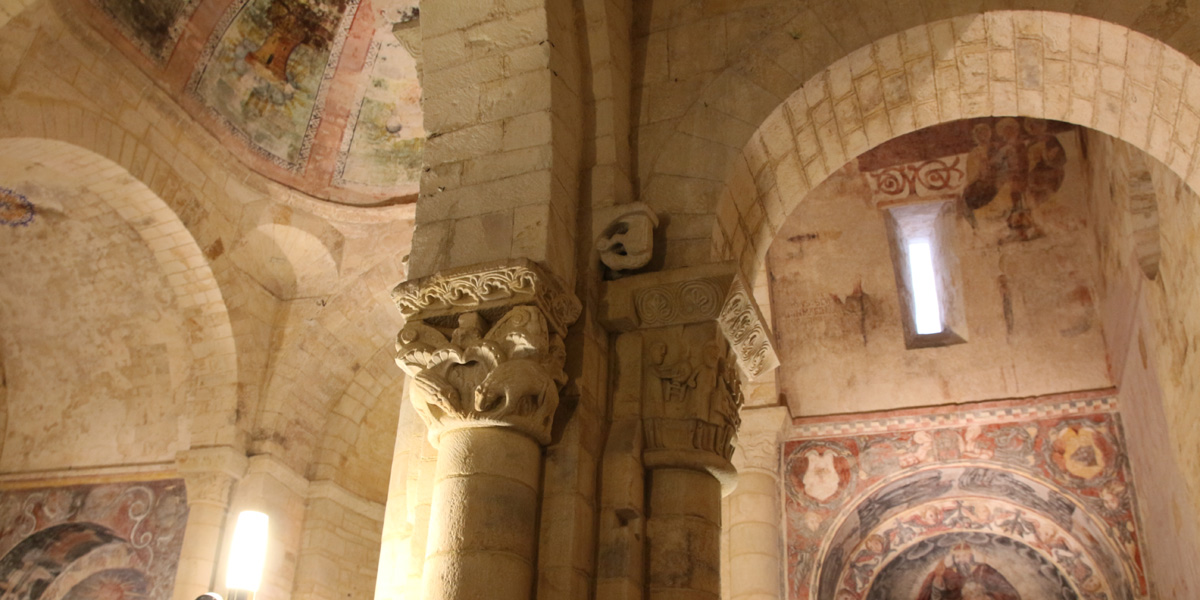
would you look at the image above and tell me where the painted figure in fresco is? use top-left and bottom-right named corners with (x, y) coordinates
top-left (916, 543), bottom-right (1021, 600)
top-left (960, 117), bottom-right (1068, 242)
top-left (962, 122), bottom-right (998, 222)
top-left (1025, 118), bottom-right (1068, 203)
top-left (1049, 425), bottom-right (1110, 482)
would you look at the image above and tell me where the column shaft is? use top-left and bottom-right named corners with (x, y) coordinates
top-left (646, 468), bottom-right (722, 600)
top-left (423, 427), bottom-right (543, 600)
top-left (727, 471), bottom-right (783, 600)
top-left (172, 498), bottom-right (231, 600)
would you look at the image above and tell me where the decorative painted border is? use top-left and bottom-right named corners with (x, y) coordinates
top-left (331, 39), bottom-right (381, 188)
top-left (791, 394), bottom-right (1116, 439)
top-left (185, 0), bottom-right (361, 172)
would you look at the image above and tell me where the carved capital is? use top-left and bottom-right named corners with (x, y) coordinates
top-left (640, 324), bottom-right (743, 488)
top-left (175, 446), bottom-right (247, 508)
top-left (718, 277), bottom-right (780, 380)
top-left (730, 406), bottom-right (790, 473)
top-left (392, 259), bottom-right (581, 336)
top-left (396, 305), bottom-right (569, 445)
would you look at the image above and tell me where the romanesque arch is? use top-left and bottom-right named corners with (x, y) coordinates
top-left (0, 138), bottom-right (239, 454)
top-left (715, 12), bottom-right (1200, 280)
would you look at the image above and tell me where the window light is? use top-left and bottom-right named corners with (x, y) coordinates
top-left (907, 239), bottom-right (943, 335)
top-left (227, 510), bottom-right (269, 595)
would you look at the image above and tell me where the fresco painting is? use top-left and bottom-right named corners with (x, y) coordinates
top-left (868, 532), bottom-right (1078, 600)
top-left (336, 6), bottom-right (424, 190)
top-left (0, 478), bottom-right (188, 600)
top-left (192, 0), bottom-right (358, 168)
top-left (783, 396), bottom-right (1147, 600)
top-left (862, 117), bottom-right (1077, 246)
top-left (90, 0), bottom-right (199, 61)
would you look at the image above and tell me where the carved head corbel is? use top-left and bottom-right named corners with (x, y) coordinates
top-left (595, 203), bottom-right (659, 273)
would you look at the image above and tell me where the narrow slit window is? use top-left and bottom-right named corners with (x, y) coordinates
top-left (907, 239), bottom-right (943, 334)
top-left (884, 201), bottom-right (967, 349)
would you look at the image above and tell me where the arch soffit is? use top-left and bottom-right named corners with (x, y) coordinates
top-left (0, 138), bottom-right (240, 448)
top-left (681, 10), bottom-right (1200, 282)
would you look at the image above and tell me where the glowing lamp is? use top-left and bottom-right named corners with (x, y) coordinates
top-left (226, 510), bottom-right (269, 597)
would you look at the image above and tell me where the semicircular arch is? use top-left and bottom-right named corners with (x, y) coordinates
top-left (710, 11), bottom-right (1200, 284)
top-left (0, 138), bottom-right (239, 452)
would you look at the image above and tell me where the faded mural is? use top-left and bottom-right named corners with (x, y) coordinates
top-left (768, 117), bottom-right (1108, 417)
top-left (0, 478), bottom-right (189, 599)
top-left (191, 0), bottom-right (359, 168)
top-left (90, 0), bottom-right (200, 61)
top-left (784, 395), bottom-right (1147, 600)
top-left (335, 5), bottom-right (424, 190)
top-left (862, 117), bottom-right (1074, 245)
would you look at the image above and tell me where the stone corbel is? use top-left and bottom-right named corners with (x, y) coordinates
top-left (594, 202), bottom-right (659, 273)
top-left (392, 260), bottom-right (581, 445)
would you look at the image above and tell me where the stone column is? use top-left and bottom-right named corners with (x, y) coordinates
top-left (726, 406), bottom-right (789, 600)
top-left (596, 264), bottom-right (780, 600)
top-left (392, 259), bottom-right (581, 600)
top-left (173, 447), bottom-right (247, 600)
top-left (641, 322), bottom-right (742, 600)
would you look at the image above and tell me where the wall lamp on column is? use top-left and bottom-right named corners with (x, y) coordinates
top-left (226, 510), bottom-right (269, 600)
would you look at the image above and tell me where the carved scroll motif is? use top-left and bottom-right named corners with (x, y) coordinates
top-left (395, 306), bottom-right (569, 445)
top-left (717, 279), bottom-right (779, 379)
top-left (392, 259), bottom-right (581, 335)
top-left (633, 278), bottom-right (724, 327)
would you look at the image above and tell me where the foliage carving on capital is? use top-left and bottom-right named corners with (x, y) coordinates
top-left (718, 278), bottom-right (779, 379)
top-left (642, 331), bottom-right (743, 463)
top-left (392, 259), bottom-right (581, 336)
top-left (395, 306), bottom-right (568, 445)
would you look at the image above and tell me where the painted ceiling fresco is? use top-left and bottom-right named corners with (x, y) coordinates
top-left (89, 0), bottom-right (199, 61)
top-left (79, 0), bottom-right (424, 203)
top-left (190, 0), bottom-right (358, 169)
top-left (0, 478), bottom-right (189, 600)
top-left (783, 393), bottom-right (1147, 600)
top-left (334, 7), bottom-right (424, 189)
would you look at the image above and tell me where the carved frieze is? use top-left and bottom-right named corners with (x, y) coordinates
top-left (392, 259), bottom-right (581, 335)
top-left (718, 278), bottom-right (780, 379)
top-left (634, 278), bottom-right (724, 327)
top-left (395, 306), bottom-right (569, 445)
